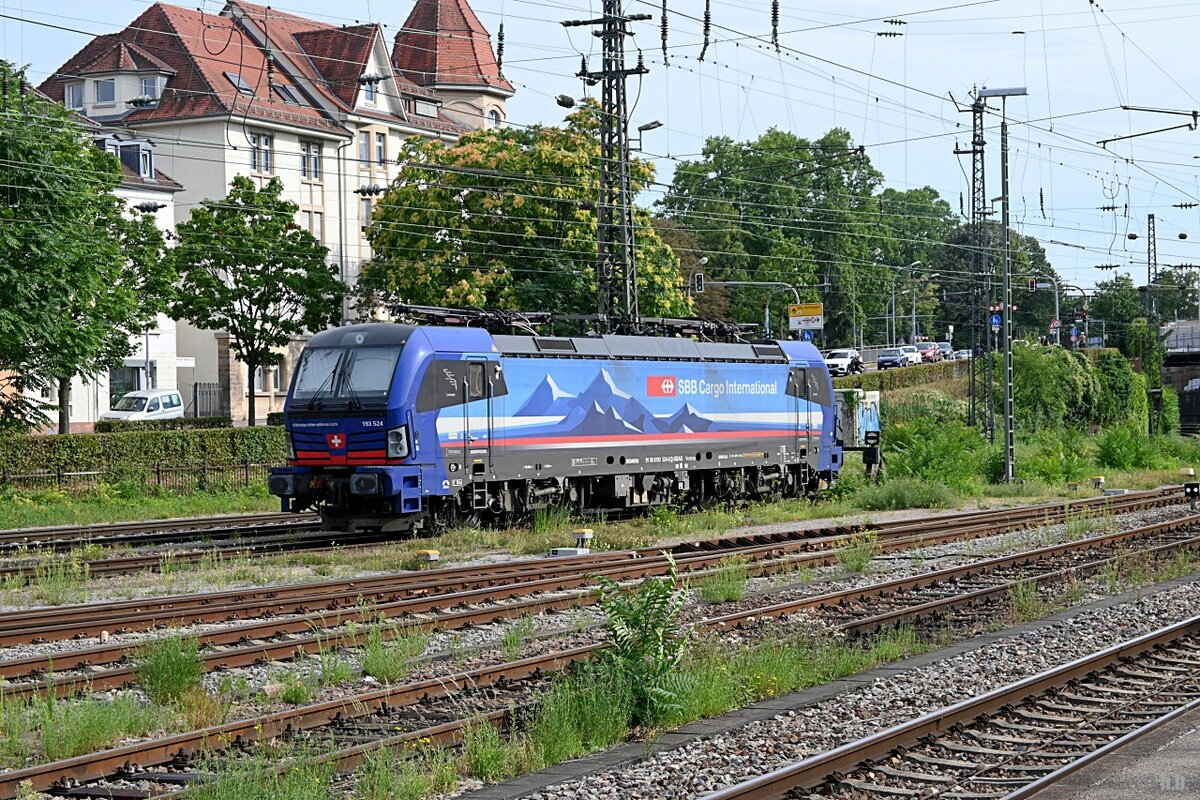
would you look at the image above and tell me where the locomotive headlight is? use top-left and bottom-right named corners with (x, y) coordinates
top-left (387, 425), bottom-right (410, 459)
top-left (286, 435), bottom-right (296, 461)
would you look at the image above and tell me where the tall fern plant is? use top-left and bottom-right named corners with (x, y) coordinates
top-left (593, 554), bottom-right (691, 726)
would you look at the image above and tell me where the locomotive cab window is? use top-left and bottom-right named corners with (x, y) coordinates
top-left (467, 363), bottom-right (485, 400)
top-left (290, 345), bottom-right (401, 411)
top-left (786, 367), bottom-right (832, 406)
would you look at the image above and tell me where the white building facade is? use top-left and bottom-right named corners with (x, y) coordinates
top-left (41, 0), bottom-right (512, 423)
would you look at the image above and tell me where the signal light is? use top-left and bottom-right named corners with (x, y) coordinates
top-left (693, 272), bottom-right (705, 294)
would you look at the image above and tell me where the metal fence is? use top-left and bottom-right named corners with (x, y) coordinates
top-left (1, 462), bottom-right (280, 494)
top-left (184, 382), bottom-right (229, 418)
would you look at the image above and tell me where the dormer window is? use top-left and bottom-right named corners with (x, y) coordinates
top-left (273, 84), bottom-right (300, 105)
top-left (224, 71), bottom-right (254, 97)
top-left (140, 149), bottom-right (153, 178)
top-left (95, 79), bottom-right (115, 104)
top-left (141, 77), bottom-right (159, 100)
top-left (414, 100), bottom-right (437, 117)
top-left (65, 84), bottom-right (84, 110)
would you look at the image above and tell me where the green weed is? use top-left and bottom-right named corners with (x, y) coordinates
top-left (354, 745), bottom-right (457, 800)
top-left (359, 626), bottom-right (429, 684)
top-left (836, 531), bottom-right (878, 574)
top-left (459, 720), bottom-right (512, 781)
top-left (500, 615), bottom-right (536, 662)
top-left (31, 554), bottom-right (90, 605)
top-left (531, 505), bottom-right (573, 535)
top-left (854, 479), bottom-right (959, 511)
top-left (697, 555), bottom-right (750, 604)
top-left (134, 635), bottom-right (205, 704)
top-left (1008, 579), bottom-right (1047, 623)
top-left (39, 695), bottom-right (168, 761)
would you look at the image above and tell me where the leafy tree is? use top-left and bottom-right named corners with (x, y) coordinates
top-left (358, 102), bottom-right (689, 318)
top-left (660, 128), bottom-right (886, 340)
top-left (1088, 273), bottom-right (1142, 353)
top-left (870, 187), bottom-right (956, 344)
top-left (929, 222), bottom-right (1061, 346)
top-left (0, 60), bottom-right (170, 432)
top-left (170, 176), bottom-right (344, 425)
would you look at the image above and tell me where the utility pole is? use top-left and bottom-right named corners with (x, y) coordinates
top-left (955, 94), bottom-right (987, 432)
top-left (979, 86), bottom-right (1027, 484)
top-left (564, 4), bottom-right (650, 333)
top-left (1147, 213), bottom-right (1158, 318)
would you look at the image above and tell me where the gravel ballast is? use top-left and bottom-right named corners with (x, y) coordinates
top-left (486, 574), bottom-right (1200, 800)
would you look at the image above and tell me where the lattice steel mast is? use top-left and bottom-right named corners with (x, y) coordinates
top-left (564, 2), bottom-right (650, 332)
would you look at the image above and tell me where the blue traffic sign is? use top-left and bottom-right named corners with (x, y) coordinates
top-left (800, 329), bottom-right (814, 342)
top-left (1071, 326), bottom-right (1079, 336)
top-left (989, 313), bottom-right (1002, 327)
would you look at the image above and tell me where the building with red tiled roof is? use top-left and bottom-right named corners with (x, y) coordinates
top-left (393, 0), bottom-right (514, 130)
top-left (39, 0), bottom-right (512, 423)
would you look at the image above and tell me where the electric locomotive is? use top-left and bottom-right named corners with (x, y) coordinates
top-left (268, 323), bottom-right (842, 532)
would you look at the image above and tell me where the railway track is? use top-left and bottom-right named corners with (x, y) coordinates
top-left (4, 486), bottom-right (1180, 645)
top-left (703, 615), bottom-right (1200, 800)
top-left (7, 502), bottom-right (1200, 797)
top-left (1, 493), bottom-right (1191, 701)
top-left (0, 512), bottom-right (320, 552)
top-left (0, 487), bottom-right (1182, 583)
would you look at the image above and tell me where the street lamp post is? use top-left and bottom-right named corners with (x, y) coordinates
top-left (890, 261), bottom-right (920, 345)
top-left (978, 85), bottom-right (1028, 484)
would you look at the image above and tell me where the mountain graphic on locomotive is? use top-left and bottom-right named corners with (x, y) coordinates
top-left (268, 323), bottom-right (842, 532)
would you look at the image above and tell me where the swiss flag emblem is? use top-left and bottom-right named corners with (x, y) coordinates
top-left (647, 376), bottom-right (676, 397)
top-left (326, 433), bottom-right (346, 450)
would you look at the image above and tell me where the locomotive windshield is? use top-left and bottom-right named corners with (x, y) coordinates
top-left (290, 345), bottom-right (401, 411)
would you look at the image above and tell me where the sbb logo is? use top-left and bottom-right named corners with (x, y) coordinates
top-left (647, 376), bottom-right (676, 397)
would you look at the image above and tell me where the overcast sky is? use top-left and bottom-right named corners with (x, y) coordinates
top-left (6, 0), bottom-right (1200, 292)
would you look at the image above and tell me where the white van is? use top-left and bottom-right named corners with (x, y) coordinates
top-left (99, 390), bottom-right (185, 421)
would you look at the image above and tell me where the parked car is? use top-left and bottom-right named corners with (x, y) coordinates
top-left (824, 349), bottom-right (863, 377)
top-left (899, 345), bottom-right (922, 366)
top-left (936, 342), bottom-right (954, 358)
top-left (918, 342), bottom-right (942, 362)
top-left (99, 389), bottom-right (185, 421)
top-left (952, 349), bottom-right (972, 361)
top-left (877, 348), bottom-right (908, 370)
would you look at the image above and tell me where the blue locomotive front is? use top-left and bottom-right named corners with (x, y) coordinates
top-left (269, 323), bottom-right (842, 532)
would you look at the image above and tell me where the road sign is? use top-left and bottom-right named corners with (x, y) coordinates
top-left (799, 329), bottom-right (814, 342)
top-left (1049, 318), bottom-right (1060, 330)
top-left (1071, 326), bottom-right (1079, 337)
top-left (989, 313), bottom-right (1002, 327)
top-left (788, 302), bottom-right (824, 331)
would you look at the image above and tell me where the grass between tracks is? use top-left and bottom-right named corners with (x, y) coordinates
top-left (0, 484), bottom-right (278, 531)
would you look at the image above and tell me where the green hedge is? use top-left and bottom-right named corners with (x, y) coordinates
top-left (0, 427), bottom-right (287, 479)
top-left (833, 360), bottom-right (966, 392)
top-left (94, 416), bottom-right (232, 433)
top-left (266, 412), bottom-right (286, 427)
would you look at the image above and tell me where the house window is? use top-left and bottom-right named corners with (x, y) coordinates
top-left (273, 84), bottom-right (299, 104)
top-left (224, 71), bottom-right (254, 96)
top-left (95, 79), bottom-right (115, 104)
top-left (488, 109), bottom-right (501, 128)
top-left (360, 198), bottom-right (373, 230)
top-left (301, 210), bottom-right (324, 243)
top-left (363, 80), bottom-right (376, 103)
top-left (65, 84), bottom-right (84, 110)
top-left (254, 366), bottom-right (280, 393)
top-left (414, 100), bottom-right (437, 117)
top-left (140, 77), bottom-right (159, 100)
top-left (375, 132), bottom-right (386, 165)
top-left (139, 149), bottom-right (153, 178)
top-left (300, 141), bottom-right (322, 180)
top-left (358, 131), bottom-right (369, 165)
top-left (250, 132), bottom-right (273, 174)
